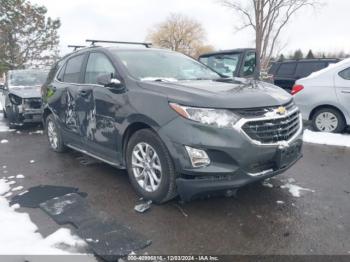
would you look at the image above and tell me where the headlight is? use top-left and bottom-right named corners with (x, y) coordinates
top-left (8, 94), bottom-right (22, 105)
top-left (169, 103), bottom-right (240, 128)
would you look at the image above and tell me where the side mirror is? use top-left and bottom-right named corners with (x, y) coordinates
top-left (97, 74), bottom-right (123, 89)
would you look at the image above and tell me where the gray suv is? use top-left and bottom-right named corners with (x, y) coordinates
top-left (42, 40), bottom-right (303, 202)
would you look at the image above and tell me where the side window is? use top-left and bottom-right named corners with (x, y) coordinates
top-left (84, 53), bottom-right (116, 85)
top-left (268, 63), bottom-right (279, 75)
top-left (339, 68), bottom-right (350, 80)
top-left (277, 63), bottom-right (297, 76)
top-left (56, 63), bottom-right (66, 81)
top-left (295, 62), bottom-right (326, 78)
top-left (242, 52), bottom-right (256, 77)
top-left (63, 55), bottom-right (84, 83)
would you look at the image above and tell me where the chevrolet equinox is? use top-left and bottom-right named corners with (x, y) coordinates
top-left (42, 41), bottom-right (303, 203)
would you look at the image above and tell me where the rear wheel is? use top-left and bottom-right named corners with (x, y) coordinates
top-left (46, 114), bottom-right (67, 152)
top-left (312, 107), bottom-right (345, 133)
top-left (126, 129), bottom-right (178, 203)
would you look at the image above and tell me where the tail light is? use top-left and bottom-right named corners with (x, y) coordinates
top-left (291, 84), bottom-right (304, 95)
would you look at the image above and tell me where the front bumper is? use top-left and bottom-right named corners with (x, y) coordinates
top-left (176, 151), bottom-right (302, 201)
top-left (9, 108), bottom-right (42, 126)
top-left (158, 112), bottom-right (303, 201)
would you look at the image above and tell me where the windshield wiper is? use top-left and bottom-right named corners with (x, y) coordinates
top-left (140, 77), bottom-right (178, 82)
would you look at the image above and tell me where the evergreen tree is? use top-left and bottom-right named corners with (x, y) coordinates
top-left (306, 49), bottom-right (315, 59)
top-left (278, 54), bottom-right (285, 62)
top-left (293, 49), bottom-right (304, 60)
top-left (0, 0), bottom-right (60, 72)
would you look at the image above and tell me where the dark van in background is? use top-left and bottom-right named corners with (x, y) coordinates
top-left (268, 59), bottom-right (340, 92)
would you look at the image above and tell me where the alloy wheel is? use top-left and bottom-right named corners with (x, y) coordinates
top-left (47, 120), bottom-right (59, 149)
top-left (131, 142), bottom-right (162, 192)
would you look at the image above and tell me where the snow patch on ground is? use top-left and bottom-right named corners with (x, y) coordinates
top-left (1, 139), bottom-right (8, 144)
top-left (0, 179), bottom-right (92, 256)
top-left (30, 160), bottom-right (36, 164)
top-left (16, 174), bottom-right (25, 178)
top-left (11, 186), bottom-right (23, 191)
top-left (0, 179), bottom-right (11, 195)
top-left (281, 183), bottom-right (315, 197)
top-left (303, 129), bottom-right (350, 147)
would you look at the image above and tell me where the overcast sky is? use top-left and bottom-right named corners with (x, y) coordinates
top-left (32, 0), bottom-right (350, 56)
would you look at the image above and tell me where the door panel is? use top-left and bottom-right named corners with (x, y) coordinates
top-left (54, 53), bottom-right (87, 146)
top-left (82, 52), bottom-right (125, 161)
top-left (335, 67), bottom-right (350, 118)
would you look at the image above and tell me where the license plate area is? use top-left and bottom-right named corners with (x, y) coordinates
top-left (276, 142), bottom-right (302, 169)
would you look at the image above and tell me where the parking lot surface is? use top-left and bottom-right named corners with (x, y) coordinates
top-left (0, 119), bottom-right (349, 256)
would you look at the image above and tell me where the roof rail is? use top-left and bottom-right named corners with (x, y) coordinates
top-left (67, 45), bottom-right (86, 51)
top-left (86, 39), bottom-right (152, 48)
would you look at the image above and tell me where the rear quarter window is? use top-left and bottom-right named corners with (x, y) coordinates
top-left (276, 63), bottom-right (297, 76)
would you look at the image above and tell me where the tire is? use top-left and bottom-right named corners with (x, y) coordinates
top-left (126, 129), bottom-right (178, 203)
top-left (45, 114), bottom-right (67, 152)
top-left (311, 107), bottom-right (345, 133)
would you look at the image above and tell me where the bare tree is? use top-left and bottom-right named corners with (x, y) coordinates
top-left (146, 13), bottom-right (214, 58)
top-left (220, 0), bottom-right (321, 73)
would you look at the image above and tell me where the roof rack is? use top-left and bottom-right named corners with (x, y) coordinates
top-left (86, 39), bottom-right (152, 48)
top-left (68, 45), bottom-right (86, 51)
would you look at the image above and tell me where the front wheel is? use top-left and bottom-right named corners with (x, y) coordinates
top-left (126, 129), bottom-right (178, 203)
top-left (46, 114), bottom-right (67, 152)
top-left (312, 108), bottom-right (345, 133)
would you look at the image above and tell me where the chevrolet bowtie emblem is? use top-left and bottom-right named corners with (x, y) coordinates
top-left (276, 106), bottom-right (287, 115)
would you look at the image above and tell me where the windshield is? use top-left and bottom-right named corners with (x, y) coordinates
top-left (111, 50), bottom-right (220, 81)
top-left (199, 53), bottom-right (241, 77)
top-left (8, 70), bottom-right (48, 88)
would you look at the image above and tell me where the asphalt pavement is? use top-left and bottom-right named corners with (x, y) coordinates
top-left (0, 118), bottom-right (349, 256)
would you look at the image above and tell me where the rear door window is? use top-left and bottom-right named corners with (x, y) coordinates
top-left (295, 62), bottom-right (326, 78)
top-left (62, 54), bottom-right (85, 83)
top-left (276, 63), bottom-right (297, 76)
top-left (339, 68), bottom-right (350, 80)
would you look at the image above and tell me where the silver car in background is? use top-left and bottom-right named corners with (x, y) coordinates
top-left (292, 58), bottom-right (350, 133)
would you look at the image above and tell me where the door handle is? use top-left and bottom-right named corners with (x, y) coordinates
top-left (341, 90), bottom-right (350, 94)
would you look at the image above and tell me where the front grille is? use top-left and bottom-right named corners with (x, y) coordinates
top-left (26, 98), bottom-right (42, 109)
top-left (235, 100), bottom-right (296, 118)
top-left (242, 111), bottom-right (300, 144)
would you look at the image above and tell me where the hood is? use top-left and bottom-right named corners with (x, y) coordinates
top-left (140, 78), bottom-right (291, 109)
top-left (9, 86), bottom-right (41, 99)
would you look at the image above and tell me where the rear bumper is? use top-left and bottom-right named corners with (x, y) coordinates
top-left (176, 153), bottom-right (302, 201)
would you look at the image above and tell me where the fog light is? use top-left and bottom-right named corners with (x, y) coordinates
top-left (185, 146), bottom-right (210, 168)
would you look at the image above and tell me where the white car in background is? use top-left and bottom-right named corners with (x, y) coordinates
top-left (293, 58), bottom-right (350, 133)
